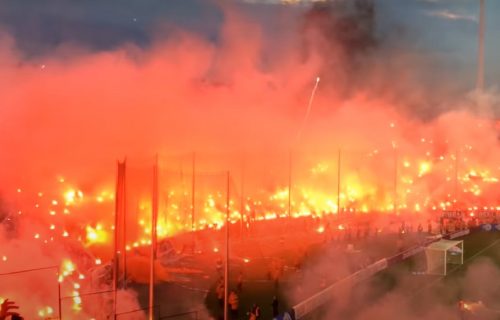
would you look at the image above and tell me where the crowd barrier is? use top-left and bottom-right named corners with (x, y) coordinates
top-left (290, 228), bottom-right (472, 319)
top-left (292, 258), bottom-right (388, 319)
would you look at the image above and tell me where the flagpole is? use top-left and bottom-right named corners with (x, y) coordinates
top-left (149, 155), bottom-right (159, 320)
top-left (224, 171), bottom-right (230, 320)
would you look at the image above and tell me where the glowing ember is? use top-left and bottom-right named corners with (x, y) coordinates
top-left (61, 259), bottom-right (76, 277)
top-left (38, 306), bottom-right (54, 318)
top-left (85, 225), bottom-right (108, 245)
top-left (418, 162), bottom-right (431, 177)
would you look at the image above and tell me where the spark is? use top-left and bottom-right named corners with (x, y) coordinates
top-left (86, 225), bottom-right (108, 244)
top-left (296, 76), bottom-right (320, 142)
top-left (38, 306), bottom-right (54, 318)
top-left (418, 162), bottom-right (431, 177)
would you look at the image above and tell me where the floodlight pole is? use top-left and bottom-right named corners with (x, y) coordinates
top-left (476, 0), bottom-right (485, 92)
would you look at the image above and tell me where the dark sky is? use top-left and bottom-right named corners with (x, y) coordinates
top-left (0, 0), bottom-right (497, 85)
top-left (0, 0), bottom-right (223, 55)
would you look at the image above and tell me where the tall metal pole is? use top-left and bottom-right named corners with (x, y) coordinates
top-left (149, 156), bottom-right (159, 320)
top-left (477, 0), bottom-right (485, 92)
top-left (58, 274), bottom-right (62, 320)
top-left (113, 163), bottom-right (119, 319)
top-left (393, 148), bottom-right (398, 215)
top-left (337, 149), bottom-right (341, 216)
top-left (191, 152), bottom-right (196, 232)
top-left (113, 161), bottom-right (125, 319)
top-left (122, 160), bottom-right (127, 289)
top-left (224, 171), bottom-right (230, 320)
top-left (240, 157), bottom-right (245, 237)
top-left (454, 150), bottom-right (459, 209)
top-left (288, 150), bottom-right (292, 218)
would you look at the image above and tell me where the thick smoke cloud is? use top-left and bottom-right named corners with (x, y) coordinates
top-left (287, 238), bottom-right (500, 320)
top-left (0, 1), bottom-right (498, 318)
top-left (344, 257), bottom-right (500, 320)
top-left (0, 1), bottom-right (496, 193)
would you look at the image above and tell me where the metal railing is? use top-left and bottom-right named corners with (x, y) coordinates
top-left (159, 310), bottom-right (200, 320)
top-left (115, 305), bottom-right (159, 319)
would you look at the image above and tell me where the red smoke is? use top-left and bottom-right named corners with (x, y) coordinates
top-left (0, 3), bottom-right (498, 318)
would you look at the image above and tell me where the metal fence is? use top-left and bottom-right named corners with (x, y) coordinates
top-left (159, 310), bottom-right (200, 320)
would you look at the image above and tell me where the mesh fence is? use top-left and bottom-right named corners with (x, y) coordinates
top-left (114, 148), bottom-right (499, 252)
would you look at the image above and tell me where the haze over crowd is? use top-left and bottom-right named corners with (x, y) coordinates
top-left (0, 1), bottom-right (499, 318)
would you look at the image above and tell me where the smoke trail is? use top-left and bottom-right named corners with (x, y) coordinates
top-left (296, 76), bottom-right (320, 144)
